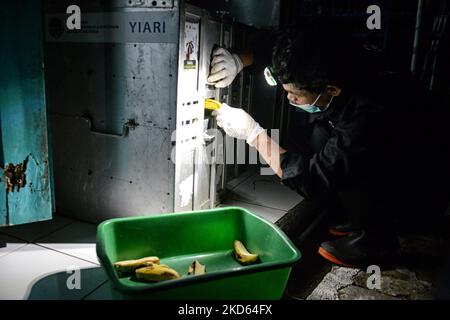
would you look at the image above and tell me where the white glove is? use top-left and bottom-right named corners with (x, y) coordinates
top-left (212, 103), bottom-right (265, 146)
top-left (207, 48), bottom-right (243, 88)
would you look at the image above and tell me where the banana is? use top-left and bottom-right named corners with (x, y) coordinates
top-left (135, 264), bottom-right (180, 282)
top-left (188, 260), bottom-right (206, 276)
top-left (204, 98), bottom-right (222, 111)
top-left (114, 256), bottom-right (160, 274)
top-left (234, 240), bottom-right (259, 265)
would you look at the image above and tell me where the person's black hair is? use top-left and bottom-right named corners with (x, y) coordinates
top-left (271, 19), bottom-right (379, 93)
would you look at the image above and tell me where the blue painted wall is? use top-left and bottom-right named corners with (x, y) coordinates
top-left (0, 0), bottom-right (53, 226)
top-left (0, 112), bottom-right (5, 224)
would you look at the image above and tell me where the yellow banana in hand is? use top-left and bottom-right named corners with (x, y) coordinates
top-left (135, 263), bottom-right (180, 282)
top-left (114, 256), bottom-right (160, 274)
top-left (204, 98), bottom-right (222, 111)
top-left (234, 240), bottom-right (259, 265)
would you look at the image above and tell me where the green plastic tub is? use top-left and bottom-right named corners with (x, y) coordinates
top-left (96, 206), bottom-right (301, 299)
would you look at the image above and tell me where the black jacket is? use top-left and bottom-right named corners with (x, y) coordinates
top-left (280, 73), bottom-right (450, 220)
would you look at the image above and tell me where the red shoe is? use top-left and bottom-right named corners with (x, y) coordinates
top-left (318, 231), bottom-right (399, 268)
top-left (329, 221), bottom-right (355, 237)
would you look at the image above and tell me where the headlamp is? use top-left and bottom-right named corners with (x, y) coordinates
top-left (264, 66), bottom-right (277, 87)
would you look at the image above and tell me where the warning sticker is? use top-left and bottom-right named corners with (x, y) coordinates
top-left (183, 21), bottom-right (199, 70)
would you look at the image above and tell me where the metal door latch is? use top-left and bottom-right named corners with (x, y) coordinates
top-left (81, 114), bottom-right (139, 138)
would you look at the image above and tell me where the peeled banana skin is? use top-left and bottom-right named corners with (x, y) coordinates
top-left (135, 263), bottom-right (180, 282)
top-left (188, 260), bottom-right (206, 275)
top-left (234, 240), bottom-right (259, 265)
top-left (114, 256), bottom-right (160, 274)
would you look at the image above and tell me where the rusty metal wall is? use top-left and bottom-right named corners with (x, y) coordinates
top-left (44, 0), bottom-right (180, 222)
top-left (44, 0), bottom-right (255, 221)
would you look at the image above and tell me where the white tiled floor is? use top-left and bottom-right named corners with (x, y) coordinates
top-left (219, 200), bottom-right (287, 223)
top-left (0, 215), bottom-right (74, 242)
top-left (0, 244), bottom-right (104, 300)
top-left (0, 233), bottom-right (26, 259)
top-left (227, 173), bottom-right (304, 212)
top-left (0, 216), bottom-right (105, 300)
top-left (36, 221), bottom-right (99, 264)
top-left (27, 266), bottom-right (107, 300)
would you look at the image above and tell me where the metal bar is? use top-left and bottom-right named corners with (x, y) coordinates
top-left (430, 15), bottom-right (448, 90)
top-left (383, 0), bottom-right (392, 50)
top-left (411, 0), bottom-right (424, 74)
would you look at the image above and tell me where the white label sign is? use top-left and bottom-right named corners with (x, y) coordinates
top-left (45, 11), bottom-right (178, 43)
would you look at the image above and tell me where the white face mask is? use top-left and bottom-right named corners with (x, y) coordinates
top-left (289, 92), bottom-right (334, 113)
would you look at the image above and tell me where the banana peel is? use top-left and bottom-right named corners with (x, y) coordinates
top-left (234, 240), bottom-right (259, 265)
top-left (135, 263), bottom-right (180, 282)
top-left (114, 256), bottom-right (160, 274)
top-left (188, 260), bottom-right (206, 276)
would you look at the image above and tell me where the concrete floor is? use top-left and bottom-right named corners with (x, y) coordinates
top-left (285, 218), bottom-right (450, 300)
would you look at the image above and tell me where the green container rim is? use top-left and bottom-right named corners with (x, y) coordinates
top-left (96, 206), bottom-right (301, 294)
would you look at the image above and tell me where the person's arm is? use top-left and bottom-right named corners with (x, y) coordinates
top-left (212, 104), bottom-right (286, 177)
top-left (278, 113), bottom-right (378, 199)
top-left (237, 47), bottom-right (254, 68)
top-left (251, 131), bottom-right (286, 178)
top-left (213, 103), bottom-right (380, 199)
